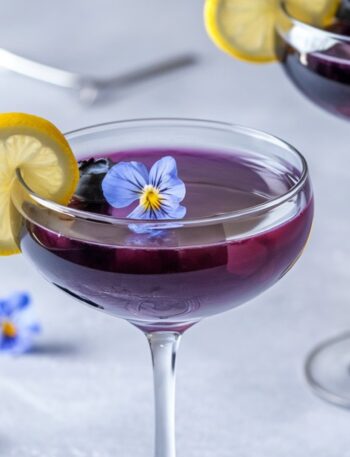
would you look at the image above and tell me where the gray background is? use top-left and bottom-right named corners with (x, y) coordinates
top-left (0, 1), bottom-right (349, 456)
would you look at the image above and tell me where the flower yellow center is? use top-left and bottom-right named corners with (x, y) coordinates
top-left (140, 185), bottom-right (162, 211)
top-left (1, 320), bottom-right (17, 338)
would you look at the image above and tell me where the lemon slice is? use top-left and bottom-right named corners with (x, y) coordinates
top-left (204, 0), bottom-right (340, 63)
top-left (0, 113), bottom-right (79, 256)
top-left (287, 0), bottom-right (340, 27)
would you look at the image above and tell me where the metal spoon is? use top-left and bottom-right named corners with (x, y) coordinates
top-left (0, 48), bottom-right (198, 104)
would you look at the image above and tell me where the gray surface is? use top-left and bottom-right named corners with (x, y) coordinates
top-left (0, 1), bottom-right (350, 456)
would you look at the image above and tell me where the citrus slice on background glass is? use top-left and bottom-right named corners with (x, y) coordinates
top-left (0, 113), bottom-right (79, 256)
top-left (204, 0), bottom-right (341, 63)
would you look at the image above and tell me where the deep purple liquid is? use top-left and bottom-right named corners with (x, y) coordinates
top-left (21, 149), bottom-right (313, 331)
top-left (276, 21), bottom-right (350, 118)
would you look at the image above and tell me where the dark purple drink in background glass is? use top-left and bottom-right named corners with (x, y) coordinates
top-left (21, 148), bottom-right (313, 331)
top-left (276, 18), bottom-right (350, 119)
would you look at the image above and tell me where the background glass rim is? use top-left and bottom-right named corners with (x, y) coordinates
top-left (16, 117), bottom-right (310, 228)
top-left (278, 0), bottom-right (350, 43)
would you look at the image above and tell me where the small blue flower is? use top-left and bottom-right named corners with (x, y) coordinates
top-left (102, 156), bottom-right (186, 220)
top-left (0, 292), bottom-right (41, 355)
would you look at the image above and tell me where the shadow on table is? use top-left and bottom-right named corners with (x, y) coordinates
top-left (29, 341), bottom-right (83, 357)
top-left (0, 435), bottom-right (11, 454)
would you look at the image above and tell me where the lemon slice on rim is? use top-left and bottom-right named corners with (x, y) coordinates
top-left (204, 0), bottom-right (341, 63)
top-left (0, 113), bottom-right (79, 256)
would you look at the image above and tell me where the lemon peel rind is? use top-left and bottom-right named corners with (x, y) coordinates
top-left (0, 113), bottom-right (79, 205)
top-left (0, 245), bottom-right (21, 256)
top-left (0, 113), bottom-right (80, 256)
top-left (287, 0), bottom-right (341, 28)
top-left (204, 0), bottom-right (277, 64)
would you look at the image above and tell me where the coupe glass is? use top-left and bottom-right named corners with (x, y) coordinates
top-left (276, 3), bottom-right (350, 407)
top-left (12, 119), bottom-right (313, 455)
top-left (276, 1), bottom-right (350, 119)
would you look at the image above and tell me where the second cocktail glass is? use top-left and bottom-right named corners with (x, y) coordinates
top-left (276, 3), bottom-right (350, 407)
top-left (276, 1), bottom-right (350, 119)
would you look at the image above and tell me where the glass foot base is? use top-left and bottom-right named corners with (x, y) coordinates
top-left (305, 332), bottom-right (350, 408)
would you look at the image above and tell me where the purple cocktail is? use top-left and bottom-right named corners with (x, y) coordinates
top-left (13, 119), bottom-right (313, 456)
top-left (21, 148), bottom-right (313, 331)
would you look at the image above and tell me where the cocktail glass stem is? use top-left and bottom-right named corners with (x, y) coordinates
top-left (305, 332), bottom-right (350, 408)
top-left (147, 331), bottom-right (181, 457)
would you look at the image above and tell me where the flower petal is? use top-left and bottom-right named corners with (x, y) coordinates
top-left (149, 156), bottom-right (175, 185)
top-left (0, 291), bottom-right (40, 356)
top-left (127, 224), bottom-right (166, 236)
top-left (0, 318), bottom-right (41, 355)
top-left (161, 177), bottom-right (186, 202)
top-left (27, 323), bottom-right (41, 333)
top-left (149, 156), bottom-right (186, 203)
top-left (0, 292), bottom-right (30, 316)
top-left (149, 156), bottom-right (181, 189)
top-left (102, 161), bottom-right (149, 208)
top-left (128, 202), bottom-right (186, 221)
top-left (153, 202), bottom-right (186, 219)
top-left (163, 204), bottom-right (187, 219)
top-left (0, 334), bottom-right (32, 354)
top-left (128, 204), bottom-right (157, 220)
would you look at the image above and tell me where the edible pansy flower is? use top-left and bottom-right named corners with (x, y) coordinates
top-left (0, 292), bottom-right (41, 355)
top-left (102, 156), bottom-right (186, 220)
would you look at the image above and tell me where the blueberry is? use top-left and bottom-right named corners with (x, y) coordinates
top-left (75, 158), bottom-right (114, 203)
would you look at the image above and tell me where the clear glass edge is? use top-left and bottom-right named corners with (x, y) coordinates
top-left (278, 0), bottom-right (350, 43)
top-left (15, 117), bottom-right (310, 229)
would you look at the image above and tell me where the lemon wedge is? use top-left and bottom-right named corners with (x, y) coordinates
top-left (204, 0), bottom-right (340, 63)
top-left (0, 113), bottom-right (79, 256)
